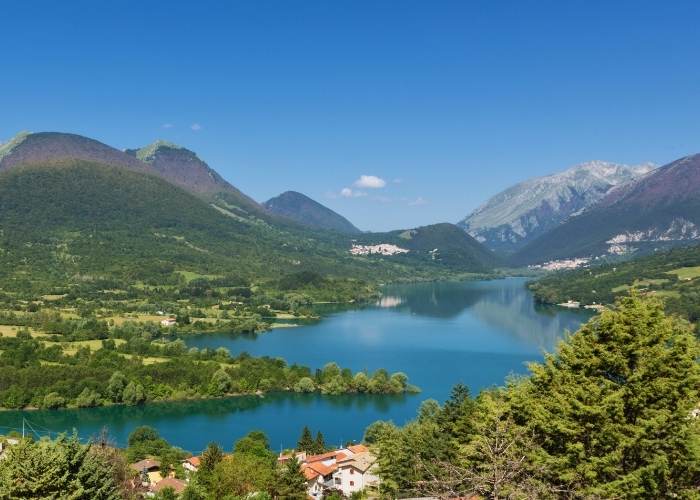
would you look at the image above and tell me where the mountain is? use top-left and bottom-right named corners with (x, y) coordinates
top-left (459, 161), bottom-right (654, 254)
top-left (0, 131), bottom-right (150, 174)
top-left (352, 223), bottom-right (499, 272)
top-left (263, 191), bottom-right (361, 234)
top-left (511, 153), bottom-right (700, 266)
top-left (0, 132), bottom-right (266, 220)
top-left (125, 140), bottom-right (264, 216)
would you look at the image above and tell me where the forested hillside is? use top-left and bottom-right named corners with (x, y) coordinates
top-left (529, 244), bottom-right (700, 323)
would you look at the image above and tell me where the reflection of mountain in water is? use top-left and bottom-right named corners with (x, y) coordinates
top-left (380, 278), bottom-right (592, 351)
top-left (380, 280), bottom-right (501, 318)
top-left (467, 284), bottom-right (591, 352)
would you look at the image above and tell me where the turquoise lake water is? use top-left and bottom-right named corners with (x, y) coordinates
top-left (0, 278), bottom-right (591, 453)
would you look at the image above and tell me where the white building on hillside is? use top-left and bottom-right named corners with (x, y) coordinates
top-left (332, 449), bottom-right (379, 495)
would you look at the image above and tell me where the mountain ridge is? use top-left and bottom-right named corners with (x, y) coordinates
top-left (459, 160), bottom-right (654, 253)
top-left (511, 153), bottom-right (700, 266)
top-left (263, 191), bottom-right (361, 234)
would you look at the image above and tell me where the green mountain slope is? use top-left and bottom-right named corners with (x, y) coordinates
top-left (0, 161), bottom-right (495, 296)
top-left (353, 223), bottom-right (499, 272)
top-left (126, 140), bottom-right (266, 218)
top-left (529, 244), bottom-right (700, 324)
top-left (263, 191), bottom-right (361, 234)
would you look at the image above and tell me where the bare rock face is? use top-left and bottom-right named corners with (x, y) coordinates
top-left (459, 160), bottom-right (654, 253)
top-left (511, 153), bottom-right (700, 266)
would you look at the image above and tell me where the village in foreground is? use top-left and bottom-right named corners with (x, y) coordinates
top-left (0, 430), bottom-right (381, 499)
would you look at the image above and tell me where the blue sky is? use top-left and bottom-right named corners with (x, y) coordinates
top-left (1, 1), bottom-right (699, 231)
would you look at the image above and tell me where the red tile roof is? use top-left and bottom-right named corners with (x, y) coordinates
top-left (186, 456), bottom-right (201, 467)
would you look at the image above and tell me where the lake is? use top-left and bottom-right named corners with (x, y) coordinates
top-left (0, 278), bottom-right (591, 454)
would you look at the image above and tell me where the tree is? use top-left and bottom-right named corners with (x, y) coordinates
top-left (127, 426), bottom-right (170, 462)
top-left (0, 434), bottom-right (120, 499)
top-left (210, 453), bottom-right (275, 498)
top-left (297, 425), bottom-right (314, 453)
top-left (106, 371), bottom-right (127, 402)
top-left (200, 442), bottom-right (224, 475)
top-left (313, 431), bottom-right (326, 454)
top-left (510, 294), bottom-right (700, 497)
top-left (276, 457), bottom-right (308, 499)
top-left (122, 381), bottom-right (146, 406)
top-left (76, 387), bottom-right (101, 408)
top-left (438, 383), bottom-right (476, 440)
top-left (42, 391), bottom-right (66, 409)
top-left (293, 376), bottom-right (315, 393)
top-left (210, 368), bottom-right (233, 396)
top-left (234, 431), bottom-right (273, 460)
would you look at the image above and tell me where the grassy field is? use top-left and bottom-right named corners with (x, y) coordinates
top-left (41, 338), bottom-right (127, 355)
top-left (666, 266), bottom-right (700, 280)
top-left (119, 353), bottom-right (168, 365)
top-left (0, 325), bottom-right (49, 337)
top-left (611, 278), bottom-right (671, 293)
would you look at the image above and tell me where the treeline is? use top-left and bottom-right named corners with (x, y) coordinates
top-left (529, 244), bottom-right (700, 324)
top-left (369, 295), bottom-right (700, 498)
top-left (0, 333), bottom-right (416, 409)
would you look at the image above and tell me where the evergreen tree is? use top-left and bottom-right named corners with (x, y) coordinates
top-left (0, 434), bottom-right (120, 499)
top-left (511, 294), bottom-right (700, 497)
top-left (276, 457), bottom-right (308, 499)
top-left (200, 442), bottom-right (224, 475)
top-left (297, 425), bottom-right (314, 453)
top-left (313, 431), bottom-right (326, 454)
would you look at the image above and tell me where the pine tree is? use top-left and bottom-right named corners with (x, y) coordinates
top-left (313, 431), bottom-right (326, 454)
top-left (297, 425), bottom-right (314, 453)
top-left (277, 457), bottom-right (308, 499)
top-left (511, 294), bottom-right (700, 497)
top-left (0, 433), bottom-right (120, 499)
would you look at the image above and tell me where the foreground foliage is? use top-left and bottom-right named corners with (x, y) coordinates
top-left (0, 433), bottom-right (122, 499)
top-left (371, 295), bottom-right (700, 498)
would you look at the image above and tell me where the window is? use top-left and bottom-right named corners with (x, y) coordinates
top-left (350, 481), bottom-right (354, 486)
top-left (350, 469), bottom-right (354, 475)
top-left (335, 478), bottom-right (341, 484)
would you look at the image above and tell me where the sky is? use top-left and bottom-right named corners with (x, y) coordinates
top-left (1, 1), bottom-right (699, 231)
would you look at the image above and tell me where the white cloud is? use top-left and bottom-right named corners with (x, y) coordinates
top-left (408, 196), bottom-right (428, 206)
top-left (354, 175), bottom-right (386, 189)
top-left (162, 123), bottom-right (174, 129)
top-left (190, 123), bottom-right (202, 131)
top-left (340, 187), bottom-right (367, 198)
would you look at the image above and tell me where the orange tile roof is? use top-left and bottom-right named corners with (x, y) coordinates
top-left (347, 444), bottom-right (369, 454)
top-left (186, 456), bottom-right (201, 466)
top-left (303, 467), bottom-right (320, 481)
top-left (306, 450), bottom-right (342, 463)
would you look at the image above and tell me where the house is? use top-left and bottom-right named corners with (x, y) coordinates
top-left (130, 459), bottom-right (162, 486)
top-left (332, 451), bottom-right (379, 495)
top-left (183, 455), bottom-right (201, 473)
top-left (160, 318), bottom-right (177, 327)
top-left (150, 477), bottom-right (187, 496)
top-left (303, 461), bottom-right (338, 499)
top-left (280, 444), bottom-right (379, 498)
